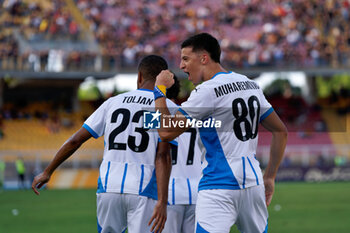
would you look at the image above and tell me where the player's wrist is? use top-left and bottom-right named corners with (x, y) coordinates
top-left (43, 167), bottom-right (54, 176)
top-left (154, 85), bottom-right (167, 100)
top-left (157, 199), bottom-right (168, 205)
top-left (263, 175), bottom-right (276, 181)
top-left (155, 79), bottom-right (167, 86)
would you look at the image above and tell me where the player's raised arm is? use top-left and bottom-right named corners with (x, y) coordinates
top-left (31, 127), bottom-right (92, 195)
top-left (260, 111), bottom-right (288, 206)
top-left (148, 141), bottom-right (172, 233)
top-left (154, 70), bottom-right (189, 141)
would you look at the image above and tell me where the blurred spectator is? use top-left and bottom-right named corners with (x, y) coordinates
top-left (0, 112), bottom-right (4, 139)
top-left (46, 113), bottom-right (61, 133)
top-left (316, 74), bottom-right (350, 115)
top-left (61, 117), bottom-right (74, 129)
top-left (334, 155), bottom-right (347, 167)
top-left (336, 88), bottom-right (350, 115)
top-left (15, 156), bottom-right (26, 189)
top-left (0, 158), bottom-right (5, 191)
top-left (280, 155), bottom-right (292, 168)
top-left (316, 154), bottom-right (327, 168)
top-left (264, 79), bottom-right (308, 124)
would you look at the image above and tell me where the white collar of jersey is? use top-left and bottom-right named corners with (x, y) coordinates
top-left (137, 88), bottom-right (153, 92)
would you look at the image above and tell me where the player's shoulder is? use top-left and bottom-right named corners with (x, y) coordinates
top-left (219, 71), bottom-right (261, 89)
top-left (213, 71), bottom-right (251, 82)
top-left (118, 89), bottom-right (142, 97)
top-left (196, 71), bottom-right (243, 92)
top-left (231, 71), bottom-right (259, 84)
top-left (235, 72), bottom-right (258, 85)
top-left (104, 92), bottom-right (124, 103)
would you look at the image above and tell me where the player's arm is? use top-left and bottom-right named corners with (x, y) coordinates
top-left (154, 70), bottom-right (189, 141)
top-left (260, 111), bottom-right (288, 206)
top-left (31, 127), bottom-right (92, 195)
top-left (149, 141), bottom-right (172, 233)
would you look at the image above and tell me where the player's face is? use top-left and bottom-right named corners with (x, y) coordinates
top-left (180, 47), bottom-right (203, 85)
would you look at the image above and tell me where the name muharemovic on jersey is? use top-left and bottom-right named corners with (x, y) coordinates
top-left (214, 80), bottom-right (259, 98)
top-left (143, 110), bottom-right (221, 129)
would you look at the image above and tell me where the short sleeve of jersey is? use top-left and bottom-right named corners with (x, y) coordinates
top-left (165, 98), bottom-right (180, 116)
top-left (83, 99), bottom-right (110, 138)
top-left (258, 88), bottom-right (273, 122)
top-left (180, 86), bottom-right (214, 120)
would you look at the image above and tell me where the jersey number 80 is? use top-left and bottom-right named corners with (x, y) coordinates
top-left (232, 95), bottom-right (260, 142)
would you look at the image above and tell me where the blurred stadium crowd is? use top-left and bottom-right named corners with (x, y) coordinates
top-left (1, 0), bottom-right (350, 71)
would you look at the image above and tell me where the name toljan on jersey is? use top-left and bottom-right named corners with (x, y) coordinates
top-left (122, 96), bottom-right (154, 105)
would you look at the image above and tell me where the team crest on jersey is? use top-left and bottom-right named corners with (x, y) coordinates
top-left (143, 110), bottom-right (161, 129)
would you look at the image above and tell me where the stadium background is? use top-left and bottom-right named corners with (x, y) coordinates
top-left (0, 0), bottom-right (349, 232)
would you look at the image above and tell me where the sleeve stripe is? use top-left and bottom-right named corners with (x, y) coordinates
top-left (169, 140), bottom-right (178, 146)
top-left (259, 107), bottom-right (274, 122)
top-left (83, 123), bottom-right (99, 138)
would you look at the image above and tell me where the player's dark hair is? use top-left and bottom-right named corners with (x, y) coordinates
top-left (181, 33), bottom-right (221, 63)
top-left (166, 73), bottom-right (180, 100)
top-left (138, 55), bottom-right (168, 80)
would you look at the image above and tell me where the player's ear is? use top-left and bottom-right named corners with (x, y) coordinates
top-left (137, 71), bottom-right (143, 88)
top-left (201, 54), bottom-right (208, 65)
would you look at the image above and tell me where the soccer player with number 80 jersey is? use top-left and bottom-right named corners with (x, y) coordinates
top-left (154, 33), bottom-right (288, 233)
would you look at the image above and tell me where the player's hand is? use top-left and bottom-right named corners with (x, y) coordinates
top-left (32, 172), bottom-right (50, 195)
top-left (263, 177), bottom-right (275, 207)
top-left (155, 70), bottom-right (174, 88)
top-left (148, 201), bottom-right (167, 233)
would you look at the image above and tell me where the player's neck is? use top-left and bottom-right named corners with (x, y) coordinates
top-left (204, 63), bottom-right (227, 81)
top-left (138, 80), bottom-right (155, 91)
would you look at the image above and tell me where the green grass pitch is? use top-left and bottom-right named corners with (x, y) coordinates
top-left (0, 182), bottom-right (349, 233)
